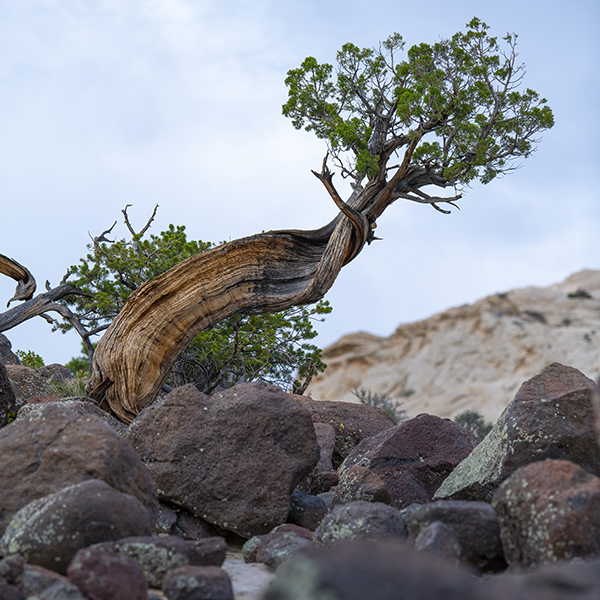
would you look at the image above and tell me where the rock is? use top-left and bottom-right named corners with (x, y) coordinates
top-left (31, 579), bottom-right (87, 600)
top-left (243, 525), bottom-right (313, 564)
top-left (156, 502), bottom-right (180, 535)
top-left (67, 546), bottom-right (148, 600)
top-left (161, 565), bottom-right (233, 600)
top-left (312, 501), bottom-right (406, 546)
top-left (287, 491), bottom-right (327, 531)
top-left (173, 511), bottom-right (220, 541)
top-left (0, 361), bottom-right (18, 428)
top-left (405, 500), bottom-right (505, 572)
top-left (257, 532), bottom-right (313, 570)
top-left (294, 422), bottom-right (339, 494)
top-left (0, 403), bottom-right (157, 535)
top-left (126, 382), bottom-right (320, 539)
top-left (307, 269), bottom-right (600, 423)
top-left (92, 535), bottom-right (227, 588)
top-left (435, 364), bottom-right (600, 502)
top-left (262, 539), bottom-right (493, 600)
top-left (332, 464), bottom-right (392, 506)
top-left (0, 479), bottom-right (153, 574)
top-left (492, 459), bottom-right (600, 568)
top-left (414, 521), bottom-right (462, 565)
top-left (5, 365), bottom-right (52, 400)
top-left (14, 563), bottom-right (71, 597)
top-left (17, 398), bottom-right (128, 435)
top-left (292, 397), bottom-right (397, 468)
top-left (0, 334), bottom-right (20, 365)
top-left (0, 583), bottom-right (23, 600)
top-left (221, 550), bottom-right (274, 599)
top-left (340, 413), bottom-right (477, 509)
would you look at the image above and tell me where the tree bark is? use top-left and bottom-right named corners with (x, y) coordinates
top-left (86, 171), bottom-right (392, 424)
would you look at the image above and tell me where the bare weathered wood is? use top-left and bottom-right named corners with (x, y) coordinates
top-left (0, 254), bottom-right (37, 306)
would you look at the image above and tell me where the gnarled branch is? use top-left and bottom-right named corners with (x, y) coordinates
top-left (0, 254), bottom-right (37, 306)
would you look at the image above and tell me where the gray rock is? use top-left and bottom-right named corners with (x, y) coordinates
top-left (405, 500), bottom-right (506, 572)
top-left (0, 362), bottom-right (18, 428)
top-left (312, 500), bottom-right (407, 546)
top-left (435, 363), bottom-right (600, 503)
top-left (161, 565), bottom-right (233, 600)
top-left (414, 521), bottom-right (462, 565)
top-left (287, 491), bottom-right (327, 531)
top-left (0, 334), bottom-right (20, 366)
top-left (0, 479), bottom-right (153, 574)
top-left (126, 382), bottom-right (320, 538)
top-left (258, 533), bottom-right (313, 571)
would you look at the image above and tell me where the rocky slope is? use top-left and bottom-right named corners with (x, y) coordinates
top-left (308, 269), bottom-right (600, 422)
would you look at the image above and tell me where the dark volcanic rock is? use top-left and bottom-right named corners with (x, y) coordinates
top-left (263, 539), bottom-right (494, 600)
top-left (292, 397), bottom-right (397, 468)
top-left (414, 521), bottom-right (462, 565)
top-left (340, 413), bottom-right (477, 509)
top-left (126, 382), bottom-right (320, 539)
top-left (0, 479), bottom-right (153, 574)
top-left (492, 459), bottom-right (600, 568)
top-left (0, 404), bottom-right (157, 535)
top-left (0, 334), bottom-right (20, 365)
top-left (406, 500), bottom-right (505, 572)
top-left (67, 546), bottom-right (148, 600)
top-left (313, 500), bottom-right (407, 546)
top-left (332, 464), bottom-right (393, 506)
top-left (91, 535), bottom-right (227, 588)
top-left (0, 361), bottom-right (18, 428)
top-left (161, 566), bottom-right (233, 600)
top-left (295, 422), bottom-right (339, 494)
top-left (435, 363), bottom-right (600, 502)
top-left (287, 491), bottom-right (327, 531)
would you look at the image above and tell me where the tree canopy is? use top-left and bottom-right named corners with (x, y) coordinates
top-left (283, 18), bottom-right (553, 212)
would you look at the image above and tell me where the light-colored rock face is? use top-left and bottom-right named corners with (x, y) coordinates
top-left (308, 269), bottom-right (600, 422)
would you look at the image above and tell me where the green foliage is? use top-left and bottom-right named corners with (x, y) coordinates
top-left (61, 216), bottom-right (331, 394)
top-left (352, 387), bottom-right (407, 424)
top-left (51, 377), bottom-right (88, 398)
top-left (454, 409), bottom-right (493, 441)
top-left (15, 350), bottom-right (45, 368)
top-left (568, 289), bottom-right (592, 299)
top-left (65, 342), bottom-right (97, 377)
top-left (283, 18), bottom-right (553, 188)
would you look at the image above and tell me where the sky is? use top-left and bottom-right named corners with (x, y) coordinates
top-left (0, 0), bottom-right (598, 366)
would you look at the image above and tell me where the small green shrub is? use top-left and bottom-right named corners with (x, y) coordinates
top-left (15, 350), bottom-right (45, 369)
top-left (454, 410), bottom-right (493, 441)
top-left (352, 387), bottom-right (408, 424)
top-left (568, 289), bottom-right (592, 299)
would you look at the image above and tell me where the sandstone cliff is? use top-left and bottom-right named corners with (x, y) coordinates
top-left (308, 270), bottom-right (600, 422)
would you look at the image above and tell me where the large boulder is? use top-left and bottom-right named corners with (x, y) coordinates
top-left (492, 459), bottom-right (600, 568)
top-left (125, 382), bottom-right (320, 539)
top-left (292, 397), bottom-right (397, 468)
top-left (339, 413), bottom-right (477, 508)
top-left (0, 404), bottom-right (158, 535)
top-left (0, 334), bottom-right (20, 365)
top-left (435, 363), bottom-right (600, 502)
top-left (0, 479), bottom-right (153, 574)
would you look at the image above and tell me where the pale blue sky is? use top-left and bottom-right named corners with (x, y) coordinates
top-left (0, 0), bottom-right (598, 365)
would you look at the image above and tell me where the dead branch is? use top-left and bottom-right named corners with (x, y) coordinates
top-left (0, 254), bottom-right (37, 306)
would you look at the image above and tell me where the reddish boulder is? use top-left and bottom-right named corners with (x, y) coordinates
top-left (492, 459), bottom-right (600, 568)
top-left (332, 464), bottom-right (393, 507)
top-left (340, 413), bottom-right (477, 509)
top-left (0, 404), bottom-right (157, 535)
top-left (126, 382), bottom-right (320, 538)
top-left (292, 397), bottom-right (397, 468)
top-left (436, 363), bottom-right (600, 502)
top-left (67, 546), bottom-right (147, 600)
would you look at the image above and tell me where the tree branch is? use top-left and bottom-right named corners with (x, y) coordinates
top-left (0, 254), bottom-right (37, 306)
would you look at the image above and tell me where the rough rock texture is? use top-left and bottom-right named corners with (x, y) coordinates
top-left (312, 501), bottom-right (406, 546)
top-left (292, 397), bottom-right (397, 468)
top-left (125, 382), bottom-right (320, 539)
top-left (91, 536), bottom-right (227, 588)
top-left (0, 479), bottom-right (153, 574)
top-left (6, 365), bottom-right (54, 400)
top-left (332, 464), bottom-right (392, 506)
top-left (435, 363), bottom-right (600, 502)
top-left (0, 404), bottom-right (158, 535)
top-left (414, 521), bottom-right (462, 565)
top-left (161, 566), bottom-right (233, 600)
top-left (256, 532), bottom-right (313, 570)
top-left (243, 525), bottom-right (314, 564)
top-left (295, 423), bottom-right (338, 495)
top-left (308, 269), bottom-right (600, 422)
top-left (0, 361), bottom-right (18, 428)
top-left (405, 500), bottom-right (505, 572)
top-left (0, 334), bottom-right (20, 365)
top-left (340, 413), bottom-right (478, 508)
top-left (492, 459), bottom-right (600, 568)
top-left (17, 398), bottom-right (128, 434)
top-left (263, 539), bottom-right (492, 600)
top-left (67, 546), bottom-right (148, 600)
top-left (287, 491), bottom-right (327, 531)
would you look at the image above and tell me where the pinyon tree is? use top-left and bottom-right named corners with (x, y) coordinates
top-left (0, 19), bottom-right (553, 423)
